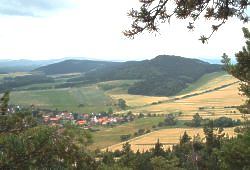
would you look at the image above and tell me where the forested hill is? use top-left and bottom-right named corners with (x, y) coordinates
top-left (67, 55), bottom-right (222, 96)
top-left (33, 60), bottom-right (120, 75)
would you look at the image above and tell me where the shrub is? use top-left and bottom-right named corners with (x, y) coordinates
top-left (164, 114), bottom-right (177, 126)
top-left (120, 134), bottom-right (131, 141)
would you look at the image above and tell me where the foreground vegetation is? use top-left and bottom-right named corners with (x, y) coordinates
top-left (1, 93), bottom-right (249, 169)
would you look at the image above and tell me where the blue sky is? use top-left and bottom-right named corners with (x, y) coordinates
top-left (0, 0), bottom-right (248, 61)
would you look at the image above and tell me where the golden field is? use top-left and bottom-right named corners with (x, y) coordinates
top-left (106, 127), bottom-right (236, 152)
top-left (100, 72), bottom-right (247, 151)
top-left (110, 94), bottom-right (168, 107)
top-left (110, 73), bottom-right (247, 121)
top-left (132, 83), bottom-right (246, 120)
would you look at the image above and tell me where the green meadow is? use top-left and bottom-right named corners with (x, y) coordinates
top-left (9, 85), bottom-right (113, 113)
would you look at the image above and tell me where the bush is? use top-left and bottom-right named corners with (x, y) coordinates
top-left (164, 114), bottom-right (177, 126)
top-left (134, 132), bottom-right (138, 137)
top-left (138, 113), bottom-right (145, 118)
top-left (184, 113), bottom-right (203, 127)
top-left (138, 128), bottom-right (145, 135)
top-left (158, 122), bottom-right (165, 127)
top-left (185, 115), bottom-right (241, 128)
top-left (213, 117), bottom-right (241, 127)
top-left (120, 134), bottom-right (131, 141)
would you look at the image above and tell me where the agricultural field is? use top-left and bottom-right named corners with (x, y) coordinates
top-left (177, 71), bottom-right (233, 95)
top-left (110, 94), bottom-right (168, 107)
top-left (100, 80), bottom-right (167, 107)
top-left (4, 71), bottom-right (246, 118)
top-left (118, 72), bottom-right (247, 121)
top-left (106, 127), bottom-right (236, 152)
top-left (108, 72), bottom-right (240, 109)
top-left (132, 83), bottom-right (246, 120)
top-left (99, 80), bottom-right (139, 94)
top-left (7, 71), bottom-right (246, 118)
top-left (96, 72), bottom-right (246, 151)
top-left (2, 70), bottom-right (246, 152)
top-left (0, 72), bottom-right (30, 82)
top-left (89, 117), bottom-right (165, 150)
top-left (9, 85), bottom-right (113, 113)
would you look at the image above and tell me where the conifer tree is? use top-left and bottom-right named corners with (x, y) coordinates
top-left (125, 0), bottom-right (249, 43)
top-left (222, 27), bottom-right (250, 115)
top-left (0, 92), bottom-right (95, 169)
top-left (0, 91), bottom-right (9, 115)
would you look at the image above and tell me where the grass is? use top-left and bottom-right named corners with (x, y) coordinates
top-left (9, 85), bottom-right (113, 113)
top-left (178, 71), bottom-right (229, 95)
top-left (89, 117), bottom-right (165, 150)
top-left (16, 82), bottom-right (61, 90)
top-left (99, 80), bottom-right (139, 94)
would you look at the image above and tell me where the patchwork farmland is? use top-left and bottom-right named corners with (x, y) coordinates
top-left (111, 73), bottom-right (246, 121)
top-left (99, 72), bottom-right (247, 151)
top-left (105, 127), bottom-right (236, 152)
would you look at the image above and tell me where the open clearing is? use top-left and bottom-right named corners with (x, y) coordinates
top-left (10, 85), bottom-right (113, 113)
top-left (106, 127), bottom-right (236, 152)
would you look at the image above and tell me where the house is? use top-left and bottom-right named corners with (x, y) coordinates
top-left (77, 120), bottom-right (86, 125)
top-left (49, 117), bottom-right (61, 123)
top-left (43, 115), bottom-right (50, 123)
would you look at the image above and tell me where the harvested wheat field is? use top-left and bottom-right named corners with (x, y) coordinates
top-left (133, 83), bottom-right (247, 120)
top-left (182, 74), bottom-right (238, 94)
top-left (110, 94), bottom-right (168, 107)
top-left (106, 127), bottom-right (236, 152)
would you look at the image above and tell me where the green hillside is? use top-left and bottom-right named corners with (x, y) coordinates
top-left (178, 71), bottom-right (227, 95)
top-left (68, 55), bottom-right (222, 96)
top-left (6, 71), bottom-right (230, 113)
top-left (9, 85), bottom-right (113, 113)
top-left (34, 59), bottom-right (120, 75)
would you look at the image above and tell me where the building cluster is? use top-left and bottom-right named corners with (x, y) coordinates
top-left (7, 105), bottom-right (136, 129)
top-left (42, 111), bottom-right (135, 128)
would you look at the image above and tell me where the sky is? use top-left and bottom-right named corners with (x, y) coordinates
top-left (0, 0), bottom-right (249, 61)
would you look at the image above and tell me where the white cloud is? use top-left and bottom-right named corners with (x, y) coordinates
top-left (0, 0), bottom-right (76, 16)
top-left (0, 0), bottom-right (248, 61)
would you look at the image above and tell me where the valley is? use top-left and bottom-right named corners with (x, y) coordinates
top-left (0, 56), bottom-right (247, 152)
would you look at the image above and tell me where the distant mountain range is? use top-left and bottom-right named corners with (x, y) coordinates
top-left (34, 60), bottom-right (120, 75)
top-left (0, 59), bottom-right (60, 73)
top-left (0, 57), bottom-right (93, 73)
top-left (33, 55), bottom-right (222, 96)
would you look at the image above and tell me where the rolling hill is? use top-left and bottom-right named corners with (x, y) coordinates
top-left (0, 59), bottom-right (60, 72)
top-left (66, 55), bottom-right (222, 96)
top-left (34, 59), bottom-right (120, 75)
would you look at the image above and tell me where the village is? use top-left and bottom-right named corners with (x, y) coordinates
top-left (7, 104), bottom-right (137, 129)
top-left (42, 111), bottom-right (136, 128)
